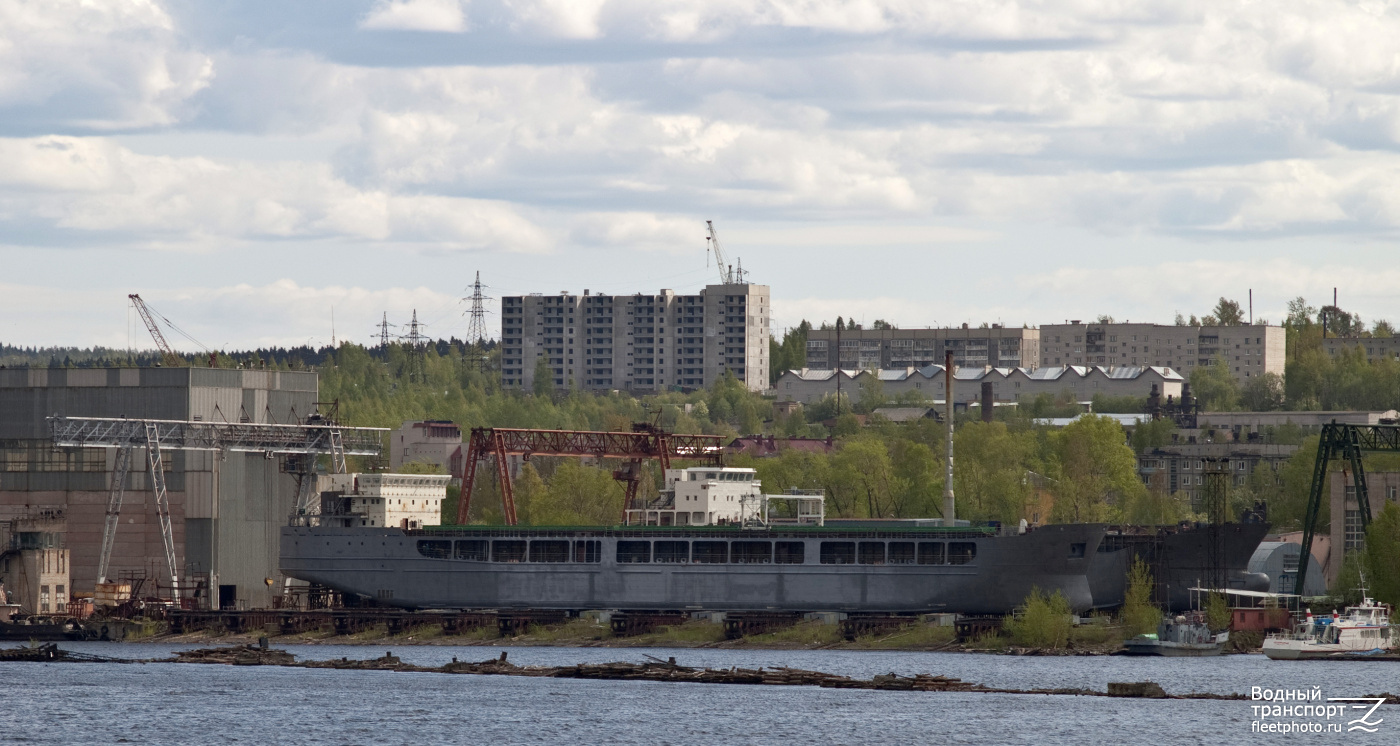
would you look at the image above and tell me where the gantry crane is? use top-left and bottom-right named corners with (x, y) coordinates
top-left (51, 416), bottom-right (386, 597)
top-left (457, 424), bottom-right (726, 525)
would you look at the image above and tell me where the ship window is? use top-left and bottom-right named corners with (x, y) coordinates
top-left (948, 542), bottom-right (977, 565)
top-left (775, 542), bottom-right (805, 564)
top-left (858, 542), bottom-right (886, 565)
top-left (888, 542), bottom-right (915, 565)
top-left (1068, 542), bottom-right (1086, 558)
top-left (732, 541), bottom-right (772, 564)
top-left (654, 541), bottom-right (689, 563)
top-left (617, 541), bottom-right (651, 563)
top-left (416, 540), bottom-right (451, 559)
top-left (492, 540), bottom-right (527, 563)
top-left (454, 540), bottom-right (488, 561)
top-left (917, 542), bottom-right (945, 565)
top-left (820, 542), bottom-right (855, 565)
top-left (530, 540), bottom-right (570, 563)
top-left (573, 540), bottom-right (601, 563)
top-left (692, 541), bottom-right (728, 563)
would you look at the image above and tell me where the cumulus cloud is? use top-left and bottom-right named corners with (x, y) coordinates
top-left (360, 0), bottom-right (469, 32)
top-left (0, 0), bottom-right (212, 130)
top-left (0, 136), bottom-right (553, 252)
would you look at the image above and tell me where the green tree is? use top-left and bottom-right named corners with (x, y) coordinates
top-left (1121, 556), bottom-right (1161, 636)
top-left (532, 355), bottom-right (554, 398)
top-left (1005, 588), bottom-right (1073, 648)
top-left (1365, 502), bottom-right (1400, 609)
top-left (1189, 357), bottom-right (1240, 411)
top-left (1130, 418), bottom-right (1177, 454)
top-left (954, 421), bottom-right (1038, 524)
top-left (1239, 371), bottom-right (1284, 411)
top-left (1210, 297), bottom-right (1246, 326)
top-left (534, 460), bottom-right (624, 525)
top-left (1048, 415), bottom-right (1144, 523)
top-left (511, 462), bottom-right (548, 525)
top-left (1205, 592), bottom-right (1232, 632)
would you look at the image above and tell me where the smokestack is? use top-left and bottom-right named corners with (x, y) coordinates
top-left (945, 350), bottom-right (956, 528)
top-left (980, 381), bottom-right (994, 423)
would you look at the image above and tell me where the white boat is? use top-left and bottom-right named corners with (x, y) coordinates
top-left (1262, 595), bottom-right (1395, 660)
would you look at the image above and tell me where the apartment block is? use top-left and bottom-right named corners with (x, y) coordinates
top-left (500, 283), bottom-right (770, 393)
top-left (1322, 337), bottom-right (1400, 362)
top-left (804, 325), bottom-right (1039, 371)
top-left (1039, 321), bottom-right (1285, 384)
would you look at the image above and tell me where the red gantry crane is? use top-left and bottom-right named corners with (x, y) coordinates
top-left (457, 424), bottom-right (726, 525)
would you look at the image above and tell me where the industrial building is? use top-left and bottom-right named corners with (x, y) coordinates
top-left (804, 325), bottom-right (1039, 370)
top-left (0, 367), bottom-right (319, 610)
top-left (1039, 321), bottom-right (1285, 384)
top-left (1135, 443), bottom-right (1300, 508)
top-left (499, 283), bottom-right (771, 393)
top-left (772, 365), bottom-right (1183, 407)
top-left (1330, 470), bottom-right (1400, 587)
top-left (389, 420), bottom-right (462, 473)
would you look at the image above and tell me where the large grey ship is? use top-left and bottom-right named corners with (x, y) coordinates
top-left (281, 522), bottom-right (1113, 614)
top-left (280, 465), bottom-right (1270, 614)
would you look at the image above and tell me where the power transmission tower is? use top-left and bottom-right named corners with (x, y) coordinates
top-left (403, 309), bottom-right (426, 382)
top-left (463, 272), bottom-right (492, 371)
top-left (464, 271), bottom-right (491, 345)
top-left (375, 312), bottom-right (394, 350)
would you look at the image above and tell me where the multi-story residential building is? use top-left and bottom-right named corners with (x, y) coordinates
top-left (804, 325), bottom-right (1038, 371)
top-left (1322, 337), bottom-right (1400, 362)
top-left (1039, 321), bottom-right (1285, 384)
top-left (500, 284), bottom-right (770, 393)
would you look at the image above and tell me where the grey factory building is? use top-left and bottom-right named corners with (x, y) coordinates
top-left (0, 367), bottom-right (318, 609)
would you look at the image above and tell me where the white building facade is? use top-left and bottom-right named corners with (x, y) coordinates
top-left (319, 473), bottom-right (450, 530)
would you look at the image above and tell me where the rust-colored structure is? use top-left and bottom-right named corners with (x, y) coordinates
top-left (456, 425), bottom-right (725, 525)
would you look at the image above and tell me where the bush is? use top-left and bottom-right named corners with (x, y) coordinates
top-left (1205, 592), bottom-right (1232, 633)
top-left (1005, 588), bottom-right (1073, 649)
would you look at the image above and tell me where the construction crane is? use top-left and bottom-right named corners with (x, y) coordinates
top-left (457, 425), bottom-right (727, 525)
top-left (129, 293), bottom-right (217, 367)
top-left (705, 220), bottom-right (748, 285)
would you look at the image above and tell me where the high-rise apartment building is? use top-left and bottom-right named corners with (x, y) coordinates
top-left (1039, 321), bottom-right (1284, 384)
top-left (803, 325), bottom-right (1039, 371)
top-left (500, 284), bottom-right (770, 393)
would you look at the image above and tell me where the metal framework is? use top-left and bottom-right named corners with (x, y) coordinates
top-left (50, 416), bottom-right (386, 601)
top-left (49, 417), bottom-right (385, 456)
top-left (129, 294), bottom-right (181, 367)
top-left (457, 426), bottom-right (726, 525)
top-left (1294, 422), bottom-right (1400, 595)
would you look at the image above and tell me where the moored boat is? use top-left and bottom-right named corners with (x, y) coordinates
top-left (1263, 595), bottom-right (1395, 660)
top-left (1122, 611), bottom-right (1228, 656)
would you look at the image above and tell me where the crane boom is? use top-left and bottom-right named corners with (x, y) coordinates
top-left (706, 220), bottom-right (732, 285)
top-left (129, 294), bottom-right (182, 367)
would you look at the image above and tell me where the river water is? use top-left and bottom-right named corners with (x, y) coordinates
top-left (1, 643), bottom-right (1393, 744)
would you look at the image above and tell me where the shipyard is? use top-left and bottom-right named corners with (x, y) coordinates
top-left (7, 2), bottom-right (1400, 744)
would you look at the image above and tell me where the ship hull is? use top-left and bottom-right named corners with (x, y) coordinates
top-left (281, 524), bottom-right (1109, 615)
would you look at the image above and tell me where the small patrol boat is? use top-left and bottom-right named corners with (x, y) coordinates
top-left (1122, 611), bottom-right (1228, 656)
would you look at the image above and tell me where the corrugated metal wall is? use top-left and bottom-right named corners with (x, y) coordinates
top-left (0, 368), bottom-right (318, 607)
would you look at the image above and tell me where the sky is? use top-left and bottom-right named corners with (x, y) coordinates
top-left (3, 0), bottom-right (1400, 352)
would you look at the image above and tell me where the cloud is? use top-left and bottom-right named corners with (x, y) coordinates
top-left (0, 135), bottom-right (553, 252)
top-left (0, 0), bottom-right (212, 131)
top-left (360, 0), bottom-right (469, 33)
